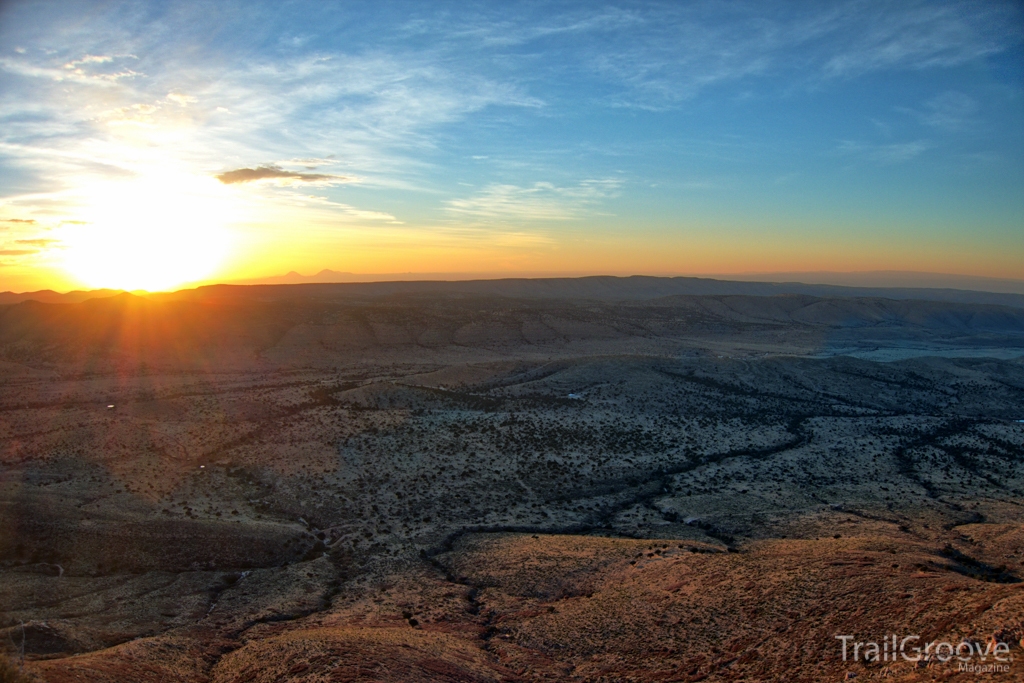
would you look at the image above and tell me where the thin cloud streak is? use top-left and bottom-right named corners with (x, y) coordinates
top-left (838, 139), bottom-right (934, 165)
top-left (414, 1), bottom-right (1021, 109)
top-left (446, 180), bottom-right (621, 221)
top-left (920, 91), bottom-right (979, 131)
top-left (215, 166), bottom-right (343, 185)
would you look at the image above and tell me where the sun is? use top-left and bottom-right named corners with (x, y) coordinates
top-left (60, 173), bottom-right (234, 291)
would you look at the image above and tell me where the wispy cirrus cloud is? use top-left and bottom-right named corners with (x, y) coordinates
top-left (252, 189), bottom-right (401, 224)
top-left (0, 53), bottom-right (140, 86)
top-left (297, 193), bottom-right (402, 223)
top-left (401, 6), bottom-right (644, 49)
top-left (838, 139), bottom-right (934, 165)
top-left (919, 91), bottom-right (979, 131)
top-left (411, 1), bottom-right (1021, 109)
top-left (819, 3), bottom-right (1013, 77)
top-left (0, 29), bottom-right (543, 231)
top-left (446, 179), bottom-right (621, 222)
top-left (165, 92), bottom-right (195, 106)
top-left (0, 1), bottom-right (1015, 194)
top-left (616, 1), bottom-right (1018, 107)
top-left (63, 54), bottom-right (113, 68)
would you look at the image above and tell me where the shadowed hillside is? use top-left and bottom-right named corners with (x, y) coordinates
top-left (2, 289), bottom-right (1022, 372)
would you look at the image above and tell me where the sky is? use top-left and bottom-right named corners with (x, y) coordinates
top-left (0, 0), bottom-right (1022, 292)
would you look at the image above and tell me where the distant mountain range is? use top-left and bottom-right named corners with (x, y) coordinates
top-left (2, 273), bottom-right (1023, 308)
top-left (233, 269), bottom-right (1024, 294)
top-left (717, 270), bottom-right (1024, 295)
top-left (0, 288), bottom-right (125, 305)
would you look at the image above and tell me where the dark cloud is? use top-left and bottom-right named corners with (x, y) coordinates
top-left (0, 249), bottom-right (37, 255)
top-left (15, 238), bottom-right (58, 246)
top-left (215, 165), bottom-right (343, 184)
top-left (2, 218), bottom-right (36, 224)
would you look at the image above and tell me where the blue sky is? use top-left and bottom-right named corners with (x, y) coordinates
top-left (0, 0), bottom-right (1021, 291)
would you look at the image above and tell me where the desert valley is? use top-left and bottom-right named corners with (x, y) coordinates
top-left (1, 277), bottom-right (1022, 682)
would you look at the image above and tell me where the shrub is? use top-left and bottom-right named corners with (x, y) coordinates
top-left (0, 652), bottom-right (30, 683)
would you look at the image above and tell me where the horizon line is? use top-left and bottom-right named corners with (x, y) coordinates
top-left (4, 269), bottom-right (1024, 297)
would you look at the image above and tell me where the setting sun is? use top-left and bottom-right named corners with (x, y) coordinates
top-left (59, 173), bottom-right (233, 291)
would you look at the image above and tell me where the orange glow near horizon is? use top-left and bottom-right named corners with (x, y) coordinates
top-left (26, 231), bottom-right (1024, 294)
top-left (3, 199), bottom-right (1021, 294)
top-left (215, 221), bottom-right (1024, 285)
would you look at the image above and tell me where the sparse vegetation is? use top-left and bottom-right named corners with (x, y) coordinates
top-left (1, 286), bottom-right (1023, 680)
top-left (0, 653), bottom-right (29, 683)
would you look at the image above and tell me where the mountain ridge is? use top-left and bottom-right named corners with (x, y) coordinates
top-left (4, 275), bottom-right (1024, 309)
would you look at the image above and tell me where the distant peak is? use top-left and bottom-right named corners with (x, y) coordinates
top-left (85, 291), bottom-right (145, 304)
